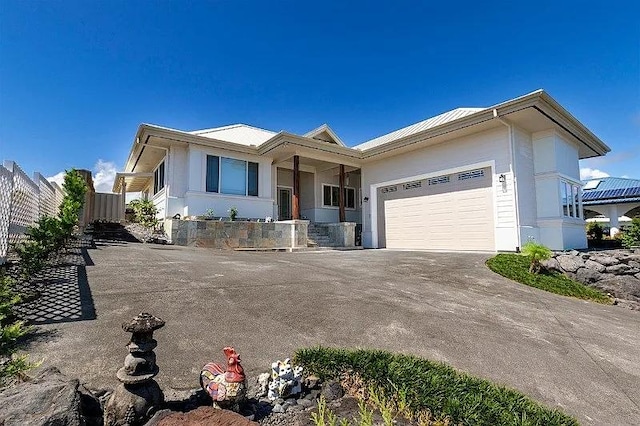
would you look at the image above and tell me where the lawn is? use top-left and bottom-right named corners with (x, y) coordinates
top-left (296, 347), bottom-right (579, 426)
top-left (486, 254), bottom-right (611, 304)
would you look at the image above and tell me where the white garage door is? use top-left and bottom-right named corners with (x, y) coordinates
top-left (378, 167), bottom-right (495, 251)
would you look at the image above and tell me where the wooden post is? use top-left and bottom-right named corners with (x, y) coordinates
top-left (339, 164), bottom-right (346, 222)
top-left (293, 155), bottom-right (300, 220)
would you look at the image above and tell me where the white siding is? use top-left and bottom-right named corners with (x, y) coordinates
top-left (361, 127), bottom-right (516, 250)
top-left (531, 130), bottom-right (587, 250)
top-left (513, 127), bottom-right (539, 244)
top-left (180, 145), bottom-right (274, 218)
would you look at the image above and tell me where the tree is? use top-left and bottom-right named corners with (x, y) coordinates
top-left (622, 218), bottom-right (640, 248)
top-left (521, 241), bottom-right (552, 274)
top-left (586, 222), bottom-right (604, 241)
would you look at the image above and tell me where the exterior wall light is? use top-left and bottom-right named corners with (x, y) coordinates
top-left (363, 196), bottom-right (369, 202)
top-left (498, 174), bottom-right (506, 183)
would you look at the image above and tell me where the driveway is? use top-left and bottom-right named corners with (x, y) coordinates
top-left (25, 242), bottom-right (640, 425)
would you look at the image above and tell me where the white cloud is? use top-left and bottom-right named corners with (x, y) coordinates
top-left (93, 160), bottom-right (118, 193)
top-left (47, 160), bottom-right (119, 193)
top-left (47, 171), bottom-right (66, 188)
top-left (580, 167), bottom-right (610, 180)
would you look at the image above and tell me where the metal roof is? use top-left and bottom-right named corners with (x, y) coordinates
top-left (582, 177), bottom-right (640, 205)
top-left (352, 107), bottom-right (485, 150)
top-left (190, 124), bottom-right (277, 146)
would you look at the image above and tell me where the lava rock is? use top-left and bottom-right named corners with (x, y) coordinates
top-left (606, 264), bottom-right (631, 275)
top-left (541, 257), bottom-right (560, 271)
top-left (591, 255), bottom-right (620, 267)
top-left (146, 406), bottom-right (258, 425)
top-left (0, 367), bottom-right (102, 426)
top-left (557, 255), bottom-right (584, 272)
top-left (584, 259), bottom-right (606, 273)
top-left (577, 267), bottom-right (603, 284)
top-left (320, 381), bottom-right (344, 402)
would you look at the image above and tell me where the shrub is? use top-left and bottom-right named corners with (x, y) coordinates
top-left (0, 274), bottom-right (34, 385)
top-left (622, 218), bottom-right (640, 248)
top-left (295, 347), bottom-right (578, 426)
top-left (14, 169), bottom-right (87, 279)
top-left (586, 222), bottom-right (604, 241)
top-left (228, 207), bottom-right (238, 221)
top-left (520, 241), bottom-right (552, 274)
top-left (128, 199), bottom-right (158, 228)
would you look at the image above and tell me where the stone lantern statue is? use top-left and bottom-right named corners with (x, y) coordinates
top-left (104, 312), bottom-right (165, 425)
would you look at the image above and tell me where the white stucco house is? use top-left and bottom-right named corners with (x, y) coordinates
top-left (113, 89), bottom-right (610, 251)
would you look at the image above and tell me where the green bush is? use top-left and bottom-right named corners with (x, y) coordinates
top-left (621, 218), bottom-right (640, 248)
top-left (520, 241), bottom-right (552, 274)
top-left (295, 347), bottom-right (578, 426)
top-left (128, 199), bottom-right (158, 228)
top-left (14, 169), bottom-right (87, 279)
top-left (586, 222), bottom-right (604, 241)
top-left (228, 206), bottom-right (238, 221)
top-left (0, 274), bottom-right (34, 385)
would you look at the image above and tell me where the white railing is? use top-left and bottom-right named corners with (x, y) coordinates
top-left (0, 160), bottom-right (65, 265)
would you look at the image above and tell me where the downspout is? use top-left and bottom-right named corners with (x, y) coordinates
top-left (493, 109), bottom-right (522, 251)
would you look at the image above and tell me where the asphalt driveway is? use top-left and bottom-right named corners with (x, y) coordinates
top-left (25, 242), bottom-right (640, 425)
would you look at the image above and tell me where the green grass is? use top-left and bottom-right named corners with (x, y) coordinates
top-left (486, 254), bottom-right (611, 304)
top-left (295, 347), bottom-right (579, 426)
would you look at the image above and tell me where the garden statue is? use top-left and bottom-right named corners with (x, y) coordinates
top-left (200, 347), bottom-right (247, 411)
top-left (104, 312), bottom-right (165, 426)
top-left (267, 358), bottom-right (303, 400)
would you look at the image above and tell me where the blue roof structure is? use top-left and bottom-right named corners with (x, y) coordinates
top-left (582, 177), bottom-right (640, 205)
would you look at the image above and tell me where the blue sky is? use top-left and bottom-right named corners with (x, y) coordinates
top-left (1, 0), bottom-right (638, 191)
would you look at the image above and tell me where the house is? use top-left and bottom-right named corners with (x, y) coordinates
top-left (582, 177), bottom-right (640, 236)
top-left (113, 89), bottom-right (610, 251)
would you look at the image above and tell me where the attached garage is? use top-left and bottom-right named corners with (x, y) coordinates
top-left (376, 167), bottom-right (495, 251)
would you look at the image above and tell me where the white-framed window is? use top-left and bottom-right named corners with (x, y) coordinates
top-left (322, 184), bottom-right (356, 209)
top-left (153, 161), bottom-right (165, 195)
top-left (205, 155), bottom-right (259, 197)
top-left (561, 180), bottom-right (581, 219)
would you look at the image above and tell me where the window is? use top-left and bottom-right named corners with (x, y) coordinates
top-left (205, 155), bottom-right (259, 196)
top-left (561, 180), bottom-right (581, 219)
top-left (153, 161), bottom-right (165, 194)
top-left (322, 184), bottom-right (356, 209)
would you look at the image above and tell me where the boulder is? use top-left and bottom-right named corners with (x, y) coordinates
top-left (591, 256), bottom-right (620, 267)
top-left (628, 261), bottom-right (640, 269)
top-left (584, 259), bottom-right (606, 273)
top-left (557, 255), bottom-right (585, 273)
top-left (595, 275), bottom-right (640, 300)
top-left (0, 367), bottom-right (102, 426)
top-left (320, 381), bottom-right (344, 402)
top-left (576, 267), bottom-right (604, 284)
top-left (606, 264), bottom-right (631, 275)
top-left (541, 258), bottom-right (560, 271)
top-left (148, 406), bottom-right (257, 426)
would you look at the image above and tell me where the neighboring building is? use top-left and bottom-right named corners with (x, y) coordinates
top-left (582, 177), bottom-right (640, 236)
top-left (113, 89), bottom-right (610, 251)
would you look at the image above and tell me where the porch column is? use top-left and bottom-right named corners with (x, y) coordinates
top-left (120, 177), bottom-right (127, 223)
top-left (609, 204), bottom-right (620, 237)
top-left (293, 155), bottom-right (300, 220)
top-left (339, 164), bottom-right (346, 222)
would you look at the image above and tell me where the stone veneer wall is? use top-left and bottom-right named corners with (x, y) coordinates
top-left (314, 223), bottom-right (356, 247)
top-left (165, 219), bottom-right (308, 249)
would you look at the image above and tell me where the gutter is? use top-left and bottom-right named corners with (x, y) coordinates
top-left (493, 109), bottom-right (522, 251)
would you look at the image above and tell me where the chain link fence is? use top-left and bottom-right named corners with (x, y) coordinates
top-left (0, 161), bottom-right (65, 265)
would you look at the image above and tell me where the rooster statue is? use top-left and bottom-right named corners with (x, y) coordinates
top-left (200, 347), bottom-right (247, 411)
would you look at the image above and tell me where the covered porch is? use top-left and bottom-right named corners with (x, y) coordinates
top-left (270, 152), bottom-right (362, 224)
